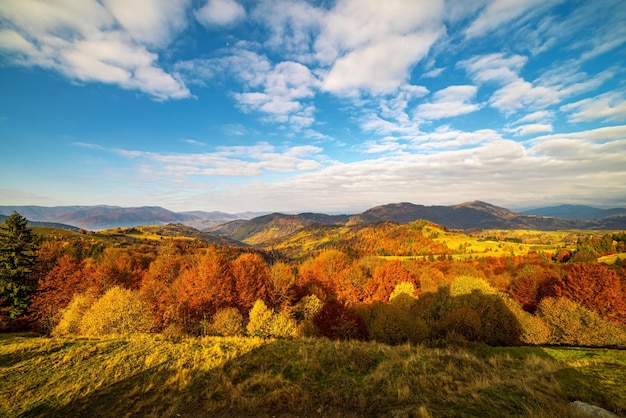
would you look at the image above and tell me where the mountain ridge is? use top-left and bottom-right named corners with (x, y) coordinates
top-left (2, 201), bottom-right (626, 235)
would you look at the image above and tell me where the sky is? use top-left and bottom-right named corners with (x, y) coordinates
top-left (0, 0), bottom-right (625, 214)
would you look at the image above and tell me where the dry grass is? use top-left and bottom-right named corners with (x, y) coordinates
top-left (0, 333), bottom-right (624, 417)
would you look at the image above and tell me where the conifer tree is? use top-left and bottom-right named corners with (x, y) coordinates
top-left (0, 212), bottom-right (38, 319)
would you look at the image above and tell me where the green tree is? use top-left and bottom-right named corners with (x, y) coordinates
top-left (0, 212), bottom-right (38, 320)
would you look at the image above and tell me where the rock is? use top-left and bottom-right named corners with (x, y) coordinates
top-left (568, 401), bottom-right (620, 418)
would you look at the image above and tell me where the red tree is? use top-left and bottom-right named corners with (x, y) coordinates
top-left (555, 263), bottom-right (626, 323)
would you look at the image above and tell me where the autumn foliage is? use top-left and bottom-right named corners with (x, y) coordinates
top-left (8, 212), bottom-right (626, 349)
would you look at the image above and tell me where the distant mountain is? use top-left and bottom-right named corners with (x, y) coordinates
top-left (210, 201), bottom-right (626, 246)
top-left (3, 201), bottom-right (626, 236)
top-left (347, 201), bottom-right (585, 230)
top-left (0, 205), bottom-right (265, 231)
top-left (0, 214), bottom-right (79, 231)
top-left (521, 204), bottom-right (626, 221)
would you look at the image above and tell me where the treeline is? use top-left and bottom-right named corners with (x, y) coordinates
top-left (2, 212), bottom-right (626, 348)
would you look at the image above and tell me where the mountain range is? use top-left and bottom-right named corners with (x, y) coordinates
top-left (1, 202), bottom-right (625, 237)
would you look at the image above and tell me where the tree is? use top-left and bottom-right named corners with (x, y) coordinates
top-left (0, 212), bottom-right (38, 320)
top-left (555, 263), bottom-right (626, 323)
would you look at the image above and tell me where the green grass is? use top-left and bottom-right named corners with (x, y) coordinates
top-left (1, 334), bottom-right (624, 417)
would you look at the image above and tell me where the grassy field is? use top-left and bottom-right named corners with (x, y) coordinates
top-left (1, 333), bottom-right (624, 417)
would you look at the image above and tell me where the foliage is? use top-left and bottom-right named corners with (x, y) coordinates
top-left (246, 299), bottom-right (297, 338)
top-left (510, 264), bottom-right (559, 313)
top-left (312, 299), bottom-right (367, 340)
top-left (79, 286), bottom-right (153, 336)
top-left (449, 275), bottom-right (496, 297)
top-left (502, 297), bottom-right (550, 345)
top-left (51, 293), bottom-right (96, 337)
top-left (0, 212), bottom-right (38, 320)
top-left (209, 307), bottom-right (244, 337)
top-left (389, 281), bottom-right (418, 310)
top-left (358, 301), bottom-right (427, 345)
top-left (555, 263), bottom-right (626, 323)
top-left (538, 297), bottom-right (626, 347)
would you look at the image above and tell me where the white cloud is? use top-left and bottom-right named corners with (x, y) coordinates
top-left (561, 91), bottom-right (626, 123)
top-left (464, 0), bottom-right (563, 39)
top-left (233, 60), bottom-right (320, 127)
top-left (316, 0), bottom-right (444, 96)
top-left (415, 85), bottom-right (480, 120)
top-left (195, 0), bottom-right (245, 27)
top-left (0, 0), bottom-right (190, 100)
top-left (459, 53), bottom-right (527, 84)
top-left (252, 0), bottom-right (323, 61)
top-left (506, 124), bottom-right (553, 136)
top-left (103, 0), bottom-right (190, 46)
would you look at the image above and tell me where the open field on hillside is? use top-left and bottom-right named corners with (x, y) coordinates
top-left (1, 333), bottom-right (624, 417)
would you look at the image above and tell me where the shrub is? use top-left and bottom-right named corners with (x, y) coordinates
top-left (247, 299), bottom-right (275, 338)
top-left (247, 299), bottom-right (298, 338)
top-left (502, 297), bottom-right (550, 345)
top-left (359, 301), bottom-right (427, 345)
top-left (80, 286), bottom-right (153, 336)
top-left (51, 293), bottom-right (95, 337)
top-left (294, 294), bottom-right (323, 321)
top-left (312, 299), bottom-right (367, 340)
top-left (269, 312), bottom-right (298, 338)
top-left (450, 275), bottom-right (496, 297)
top-left (510, 266), bottom-right (559, 313)
top-left (209, 307), bottom-right (244, 336)
top-left (434, 306), bottom-right (482, 343)
top-left (538, 297), bottom-right (626, 347)
top-left (389, 281), bottom-right (418, 310)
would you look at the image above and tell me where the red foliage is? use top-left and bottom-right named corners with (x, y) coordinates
top-left (555, 263), bottom-right (626, 323)
top-left (364, 260), bottom-right (418, 302)
top-left (29, 255), bottom-right (88, 330)
top-left (312, 299), bottom-right (367, 340)
top-left (174, 248), bottom-right (235, 326)
top-left (511, 265), bottom-right (559, 313)
top-left (231, 253), bottom-right (272, 312)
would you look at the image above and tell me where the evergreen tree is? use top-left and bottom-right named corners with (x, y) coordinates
top-left (0, 212), bottom-right (38, 319)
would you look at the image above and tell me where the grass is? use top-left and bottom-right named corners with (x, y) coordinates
top-left (1, 334), bottom-right (625, 417)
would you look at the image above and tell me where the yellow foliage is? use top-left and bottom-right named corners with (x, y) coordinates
top-left (80, 286), bottom-right (154, 336)
top-left (51, 293), bottom-right (95, 337)
top-left (450, 275), bottom-right (496, 297)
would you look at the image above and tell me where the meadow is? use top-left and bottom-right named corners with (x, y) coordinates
top-left (1, 333), bottom-right (625, 417)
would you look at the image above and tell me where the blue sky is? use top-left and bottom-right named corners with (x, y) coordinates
top-left (1, 0), bottom-right (625, 213)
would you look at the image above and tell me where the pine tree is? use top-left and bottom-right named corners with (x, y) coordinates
top-left (0, 212), bottom-right (38, 319)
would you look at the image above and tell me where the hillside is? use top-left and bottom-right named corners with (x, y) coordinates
top-left (209, 212), bottom-right (350, 245)
top-left (211, 201), bottom-right (626, 246)
top-left (1, 334), bottom-right (624, 417)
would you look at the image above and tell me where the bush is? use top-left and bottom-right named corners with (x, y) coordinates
top-left (359, 301), bottom-right (427, 345)
top-left (313, 299), bottom-right (367, 340)
top-left (247, 299), bottom-right (298, 338)
top-left (434, 306), bottom-right (482, 343)
top-left (450, 275), bottom-right (496, 297)
top-left (502, 297), bottom-right (550, 345)
top-left (209, 307), bottom-right (244, 336)
top-left (247, 299), bottom-right (275, 338)
top-left (538, 297), bottom-right (626, 347)
top-left (51, 293), bottom-right (95, 337)
top-left (80, 287), bottom-right (153, 336)
top-left (389, 281), bottom-right (418, 310)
